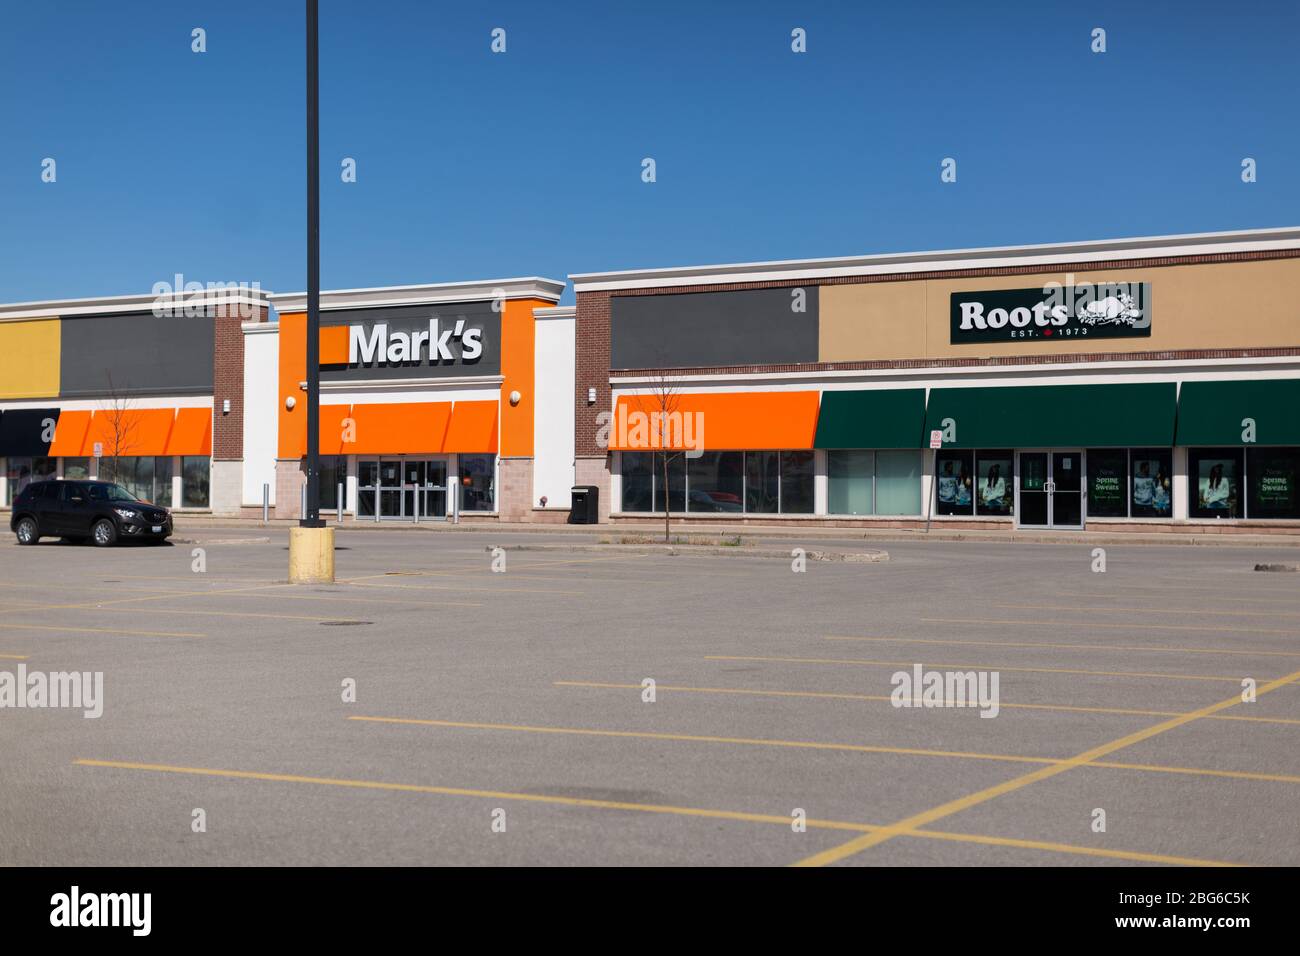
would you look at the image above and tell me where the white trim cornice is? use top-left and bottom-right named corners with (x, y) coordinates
top-left (269, 277), bottom-right (565, 314)
top-left (571, 227), bottom-right (1300, 292)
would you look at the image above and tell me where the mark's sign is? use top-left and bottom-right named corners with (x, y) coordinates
top-left (348, 317), bottom-right (484, 365)
top-left (320, 302), bottom-right (500, 379)
top-left (950, 280), bottom-right (1151, 344)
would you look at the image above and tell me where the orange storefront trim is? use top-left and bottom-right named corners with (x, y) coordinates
top-left (86, 408), bottom-right (177, 457)
top-left (320, 325), bottom-right (349, 365)
top-left (610, 391), bottom-right (820, 451)
top-left (165, 408), bottom-right (212, 456)
top-left (444, 400), bottom-right (498, 453)
top-left (346, 402), bottom-right (452, 455)
top-left (48, 410), bottom-right (92, 457)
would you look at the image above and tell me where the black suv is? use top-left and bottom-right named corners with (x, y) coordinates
top-left (10, 480), bottom-right (173, 547)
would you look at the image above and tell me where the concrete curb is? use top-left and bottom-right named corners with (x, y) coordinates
top-left (171, 536), bottom-right (271, 546)
top-left (487, 542), bottom-right (890, 562)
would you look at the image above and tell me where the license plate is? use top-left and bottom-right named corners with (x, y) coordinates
top-left (151, 525), bottom-right (163, 533)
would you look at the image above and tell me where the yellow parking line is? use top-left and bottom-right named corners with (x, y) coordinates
top-left (0, 653), bottom-right (31, 660)
top-left (996, 602), bottom-right (1300, 621)
top-left (1051, 589), bottom-right (1300, 608)
top-left (349, 715), bottom-right (1300, 787)
top-left (0, 622), bottom-right (202, 639)
top-left (791, 665), bottom-right (1300, 867)
top-left (824, 634), bottom-right (1300, 659)
top-left (71, 758), bottom-right (1243, 867)
top-left (339, 579), bottom-right (583, 596)
top-left (349, 715), bottom-right (1055, 766)
top-left (553, 680), bottom-right (1300, 727)
top-left (705, 655), bottom-right (1250, 684)
top-left (923, 616), bottom-right (1299, 636)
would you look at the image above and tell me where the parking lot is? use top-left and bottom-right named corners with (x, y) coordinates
top-left (1, 528), bottom-right (1298, 866)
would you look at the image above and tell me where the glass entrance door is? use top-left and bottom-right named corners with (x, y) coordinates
top-left (1051, 451), bottom-right (1084, 529)
top-left (1016, 450), bottom-right (1085, 529)
top-left (1018, 452), bottom-right (1049, 526)
top-left (358, 458), bottom-right (449, 519)
top-left (422, 459), bottom-right (448, 519)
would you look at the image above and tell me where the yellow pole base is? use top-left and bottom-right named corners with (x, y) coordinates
top-left (288, 526), bottom-right (336, 584)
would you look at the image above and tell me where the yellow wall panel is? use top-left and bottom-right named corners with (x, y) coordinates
top-left (0, 318), bottom-right (60, 398)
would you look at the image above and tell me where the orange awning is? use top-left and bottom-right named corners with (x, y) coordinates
top-left (444, 400), bottom-right (498, 453)
top-left (86, 408), bottom-right (177, 457)
top-left (165, 408), bottom-right (212, 456)
top-left (346, 402), bottom-right (453, 455)
top-left (610, 392), bottom-right (819, 451)
top-left (48, 410), bottom-right (92, 457)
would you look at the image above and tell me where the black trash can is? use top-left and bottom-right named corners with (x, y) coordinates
top-left (569, 485), bottom-right (599, 524)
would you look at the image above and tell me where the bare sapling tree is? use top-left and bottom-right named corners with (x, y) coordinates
top-left (98, 372), bottom-right (139, 486)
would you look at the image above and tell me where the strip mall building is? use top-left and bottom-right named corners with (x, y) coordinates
top-left (2, 228), bottom-right (1298, 532)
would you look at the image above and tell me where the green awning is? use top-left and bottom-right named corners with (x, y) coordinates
top-left (1176, 378), bottom-right (1300, 446)
top-left (923, 383), bottom-right (1177, 449)
top-left (815, 389), bottom-right (926, 449)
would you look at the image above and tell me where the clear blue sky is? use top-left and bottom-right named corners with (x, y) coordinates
top-left (2, 0), bottom-right (1296, 305)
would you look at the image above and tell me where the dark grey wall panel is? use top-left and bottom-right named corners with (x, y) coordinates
top-left (610, 287), bottom-right (819, 369)
top-left (321, 301), bottom-right (500, 382)
top-left (60, 312), bottom-right (215, 397)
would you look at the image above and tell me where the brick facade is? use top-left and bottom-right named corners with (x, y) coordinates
top-left (213, 303), bottom-right (263, 461)
top-left (497, 456), bottom-right (533, 520)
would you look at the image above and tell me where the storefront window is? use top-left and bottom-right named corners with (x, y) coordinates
top-left (459, 454), bottom-right (496, 512)
top-left (828, 450), bottom-right (874, 516)
top-left (63, 457), bottom-right (92, 481)
top-left (744, 451), bottom-right (779, 514)
top-left (935, 450), bottom-right (973, 516)
top-left (779, 451), bottom-right (815, 514)
top-left (651, 452), bottom-right (686, 513)
top-left (318, 456), bottom-right (346, 511)
top-left (182, 456), bottom-right (210, 508)
top-left (1129, 449), bottom-right (1172, 518)
top-left (1247, 448), bottom-right (1300, 519)
top-left (621, 452), bottom-right (654, 512)
top-left (1086, 449), bottom-right (1128, 518)
top-left (974, 450), bottom-right (1013, 517)
top-left (686, 452), bottom-right (743, 513)
top-left (876, 450), bottom-right (922, 516)
top-left (6, 456), bottom-right (56, 503)
top-left (153, 456), bottom-right (173, 507)
top-left (1189, 448), bottom-right (1241, 519)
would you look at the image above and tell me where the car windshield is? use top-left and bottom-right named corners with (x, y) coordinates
top-left (104, 484), bottom-right (141, 502)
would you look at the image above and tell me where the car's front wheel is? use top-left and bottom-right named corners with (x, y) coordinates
top-left (92, 519), bottom-right (118, 548)
top-left (15, 517), bottom-right (39, 546)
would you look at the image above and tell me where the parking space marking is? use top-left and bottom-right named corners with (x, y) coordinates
top-left (348, 715), bottom-right (1300, 786)
top-left (0, 653), bottom-right (31, 660)
top-left (995, 602), bottom-right (1300, 621)
top-left (553, 680), bottom-right (1300, 727)
top-left (339, 578), bottom-right (583, 596)
top-left (923, 616), bottom-right (1299, 635)
top-left (705, 655), bottom-right (1253, 684)
top-left (824, 634), bottom-right (1300, 659)
top-left (791, 665), bottom-right (1300, 867)
top-left (1051, 589), bottom-right (1300, 607)
top-left (0, 621), bottom-right (203, 638)
top-left (71, 758), bottom-right (1243, 867)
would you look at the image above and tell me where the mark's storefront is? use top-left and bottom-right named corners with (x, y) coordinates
top-left (264, 278), bottom-right (571, 522)
top-left (571, 228), bottom-right (1300, 532)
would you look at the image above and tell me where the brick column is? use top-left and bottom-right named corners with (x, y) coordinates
top-left (574, 290), bottom-right (612, 521)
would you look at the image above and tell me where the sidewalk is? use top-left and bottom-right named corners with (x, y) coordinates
top-left (170, 515), bottom-right (1300, 547)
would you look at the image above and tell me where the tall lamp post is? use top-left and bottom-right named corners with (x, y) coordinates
top-left (288, 0), bottom-right (334, 582)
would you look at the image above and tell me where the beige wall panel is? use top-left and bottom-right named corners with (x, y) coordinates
top-left (820, 280), bottom-right (928, 361)
top-left (819, 258), bottom-right (1300, 363)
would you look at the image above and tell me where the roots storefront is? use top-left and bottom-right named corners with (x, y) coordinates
top-left (572, 227), bottom-right (1300, 532)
